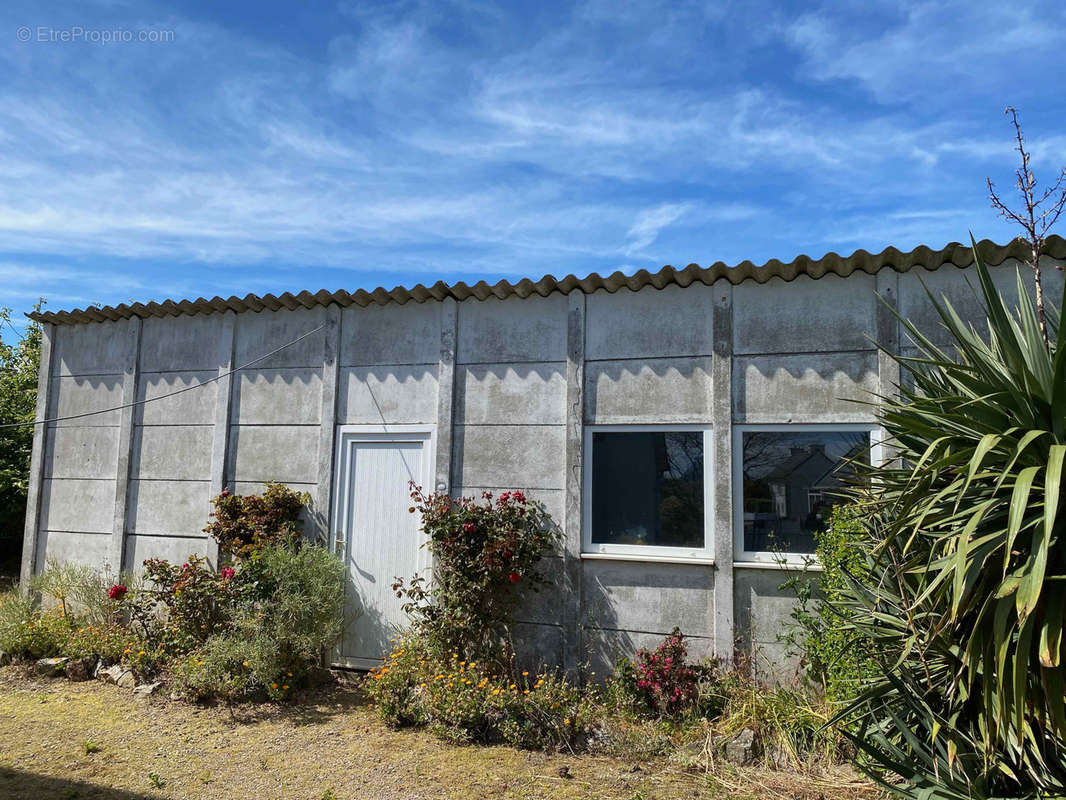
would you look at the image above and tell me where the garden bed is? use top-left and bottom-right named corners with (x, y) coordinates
top-left (0, 666), bottom-right (878, 800)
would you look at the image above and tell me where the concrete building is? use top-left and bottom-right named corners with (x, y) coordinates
top-left (20, 237), bottom-right (1066, 677)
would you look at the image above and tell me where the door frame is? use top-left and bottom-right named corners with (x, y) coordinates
top-left (330, 424), bottom-right (436, 669)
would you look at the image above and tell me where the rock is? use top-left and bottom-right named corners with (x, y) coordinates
top-left (133, 681), bottom-right (161, 697)
top-left (556, 765), bottom-right (572, 779)
top-left (724, 728), bottom-right (760, 766)
top-left (35, 657), bottom-right (69, 677)
top-left (98, 664), bottom-right (137, 688)
top-left (65, 657), bottom-right (93, 682)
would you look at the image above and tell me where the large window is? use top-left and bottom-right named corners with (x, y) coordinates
top-left (584, 426), bottom-right (712, 560)
top-left (734, 426), bottom-right (873, 563)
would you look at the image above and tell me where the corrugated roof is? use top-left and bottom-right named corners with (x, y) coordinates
top-left (28, 235), bottom-right (1066, 325)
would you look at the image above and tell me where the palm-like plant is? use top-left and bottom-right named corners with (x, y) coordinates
top-left (837, 237), bottom-right (1066, 798)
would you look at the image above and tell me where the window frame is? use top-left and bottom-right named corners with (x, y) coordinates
top-left (582, 424), bottom-right (715, 561)
top-left (732, 423), bottom-right (882, 565)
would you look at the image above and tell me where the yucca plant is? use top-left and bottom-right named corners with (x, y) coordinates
top-left (835, 237), bottom-right (1066, 798)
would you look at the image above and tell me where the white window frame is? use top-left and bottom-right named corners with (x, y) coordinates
top-left (733, 423), bottom-right (882, 565)
top-left (582, 424), bottom-right (714, 562)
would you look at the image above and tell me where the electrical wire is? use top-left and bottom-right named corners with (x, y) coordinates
top-left (0, 322), bottom-right (327, 429)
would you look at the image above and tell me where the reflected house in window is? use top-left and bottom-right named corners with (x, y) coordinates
top-left (741, 430), bottom-right (869, 555)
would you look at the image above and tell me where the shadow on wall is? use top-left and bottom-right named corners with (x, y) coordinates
top-left (0, 770), bottom-right (161, 800)
top-left (579, 572), bottom-right (629, 677)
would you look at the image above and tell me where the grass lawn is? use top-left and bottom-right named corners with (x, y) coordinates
top-left (0, 667), bottom-right (878, 800)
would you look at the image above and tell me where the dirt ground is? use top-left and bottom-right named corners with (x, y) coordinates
top-left (0, 667), bottom-right (877, 800)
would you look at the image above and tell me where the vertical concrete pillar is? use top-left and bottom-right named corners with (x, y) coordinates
top-left (207, 311), bottom-right (237, 568)
top-left (19, 323), bottom-right (55, 589)
top-left (435, 298), bottom-right (458, 494)
top-left (710, 282), bottom-right (735, 663)
top-left (876, 271), bottom-right (901, 464)
top-left (109, 316), bottom-right (142, 576)
top-left (562, 291), bottom-right (586, 676)
top-left (314, 304), bottom-right (341, 543)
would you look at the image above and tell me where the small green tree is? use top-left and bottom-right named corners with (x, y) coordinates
top-left (0, 302), bottom-right (43, 551)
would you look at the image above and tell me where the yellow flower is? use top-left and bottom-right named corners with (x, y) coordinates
top-left (282, 685), bottom-right (288, 690)
top-left (243, 661), bottom-right (250, 668)
top-left (564, 718), bottom-right (571, 725)
top-left (522, 671), bottom-right (528, 677)
top-left (271, 683), bottom-right (278, 689)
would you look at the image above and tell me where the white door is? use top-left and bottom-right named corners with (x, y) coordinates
top-left (332, 428), bottom-right (433, 669)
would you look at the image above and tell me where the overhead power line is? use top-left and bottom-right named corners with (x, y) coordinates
top-left (0, 322), bottom-right (327, 430)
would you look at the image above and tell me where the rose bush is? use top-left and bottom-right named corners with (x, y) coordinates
top-left (393, 485), bottom-right (559, 663)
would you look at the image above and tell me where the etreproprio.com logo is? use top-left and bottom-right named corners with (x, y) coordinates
top-left (16, 25), bottom-right (175, 44)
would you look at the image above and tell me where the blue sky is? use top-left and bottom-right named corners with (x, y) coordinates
top-left (2, 0), bottom-right (1066, 339)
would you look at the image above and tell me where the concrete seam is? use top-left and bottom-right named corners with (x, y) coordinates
top-left (19, 323), bottom-right (55, 589)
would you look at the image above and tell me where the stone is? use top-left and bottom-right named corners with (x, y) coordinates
top-left (98, 664), bottom-right (137, 688)
top-left (723, 728), bottom-right (760, 766)
top-left (65, 657), bottom-right (93, 682)
top-left (133, 681), bottom-right (161, 697)
top-left (35, 657), bottom-right (69, 677)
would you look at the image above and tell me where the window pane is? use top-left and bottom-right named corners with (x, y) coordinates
top-left (741, 430), bottom-right (869, 555)
top-left (591, 431), bottom-right (704, 548)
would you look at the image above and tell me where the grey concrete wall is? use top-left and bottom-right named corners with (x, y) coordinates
top-left (25, 256), bottom-right (1065, 680)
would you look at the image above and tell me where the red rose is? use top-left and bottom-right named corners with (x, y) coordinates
top-left (463, 522), bottom-right (476, 534)
top-left (512, 491), bottom-right (526, 503)
top-left (508, 572), bottom-right (521, 583)
top-left (107, 584), bottom-right (127, 601)
top-left (220, 567), bottom-right (236, 580)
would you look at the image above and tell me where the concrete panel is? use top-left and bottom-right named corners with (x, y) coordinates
top-left (340, 302), bottom-right (441, 366)
top-left (138, 371), bottom-right (218, 425)
top-left (132, 425), bottom-right (213, 480)
top-left (457, 294), bottom-right (567, 364)
top-left (229, 425), bottom-right (319, 484)
top-left (337, 365), bottom-right (439, 425)
top-left (586, 284), bottom-right (714, 360)
top-left (583, 628), bottom-right (714, 676)
top-left (582, 560), bottom-right (715, 638)
top-left (234, 306), bottom-right (326, 370)
top-left (123, 534), bottom-right (212, 573)
top-left (234, 368), bottom-right (322, 425)
top-left (512, 556), bottom-right (566, 625)
top-left (512, 622), bottom-right (565, 672)
top-left (898, 260), bottom-right (1065, 349)
top-left (452, 425), bottom-right (564, 490)
top-left (733, 568), bottom-right (803, 660)
top-left (140, 314), bottom-right (226, 372)
top-left (585, 357), bottom-right (712, 424)
top-left (734, 273), bottom-right (878, 355)
top-left (127, 479), bottom-right (212, 536)
top-left (733, 351), bottom-right (879, 423)
top-left (44, 426), bottom-right (119, 479)
top-left (51, 320), bottom-right (125, 376)
top-left (50, 375), bottom-right (123, 427)
top-left (39, 478), bottom-right (115, 533)
top-left (456, 364), bottom-right (566, 425)
top-left (36, 530), bottom-right (112, 572)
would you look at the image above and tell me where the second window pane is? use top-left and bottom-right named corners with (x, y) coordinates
top-left (591, 431), bottom-right (704, 549)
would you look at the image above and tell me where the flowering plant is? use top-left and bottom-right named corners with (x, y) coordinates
top-left (393, 485), bottom-right (558, 663)
top-left (107, 584), bottom-right (127, 601)
top-left (631, 628), bottom-right (710, 716)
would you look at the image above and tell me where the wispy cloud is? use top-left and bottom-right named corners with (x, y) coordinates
top-left (0, 0), bottom-right (1061, 333)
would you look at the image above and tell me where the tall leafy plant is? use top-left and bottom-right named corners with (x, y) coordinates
top-left (836, 238), bottom-right (1066, 798)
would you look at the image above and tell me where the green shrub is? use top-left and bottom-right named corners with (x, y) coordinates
top-left (171, 542), bottom-right (344, 702)
top-left (133, 555), bottom-right (236, 652)
top-left (395, 486), bottom-right (559, 664)
top-left (365, 632), bottom-right (594, 748)
top-left (204, 482), bottom-right (310, 560)
top-left (783, 505), bottom-right (878, 703)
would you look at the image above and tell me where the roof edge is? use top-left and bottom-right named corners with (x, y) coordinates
top-left (28, 235), bottom-right (1066, 325)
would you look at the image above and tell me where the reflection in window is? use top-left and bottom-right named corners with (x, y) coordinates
top-left (740, 430), bottom-right (869, 555)
top-left (591, 431), bottom-right (704, 549)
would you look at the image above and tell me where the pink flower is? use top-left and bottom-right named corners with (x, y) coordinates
top-left (220, 567), bottom-right (236, 581)
top-left (463, 522), bottom-right (477, 534)
top-left (512, 491), bottom-right (526, 503)
top-left (508, 572), bottom-right (522, 583)
top-left (107, 584), bottom-right (127, 601)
